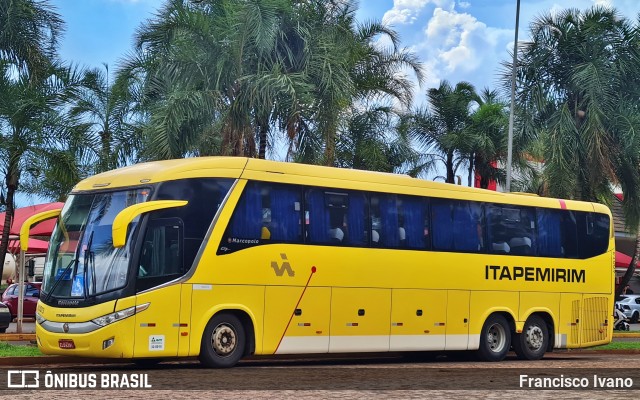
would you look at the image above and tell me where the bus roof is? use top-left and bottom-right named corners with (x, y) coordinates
top-left (72, 157), bottom-right (610, 214)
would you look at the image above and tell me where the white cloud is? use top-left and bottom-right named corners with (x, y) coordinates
top-left (415, 7), bottom-right (513, 89)
top-left (383, 0), bottom-right (456, 26)
top-left (593, 0), bottom-right (613, 6)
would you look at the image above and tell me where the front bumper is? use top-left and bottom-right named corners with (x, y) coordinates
top-left (36, 316), bottom-right (135, 358)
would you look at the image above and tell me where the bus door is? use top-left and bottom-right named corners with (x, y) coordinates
top-left (445, 290), bottom-right (470, 350)
top-left (132, 218), bottom-right (186, 358)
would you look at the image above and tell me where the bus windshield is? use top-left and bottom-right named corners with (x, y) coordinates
top-left (42, 188), bottom-right (150, 299)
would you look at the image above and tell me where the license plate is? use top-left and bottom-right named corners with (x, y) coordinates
top-left (58, 339), bottom-right (75, 349)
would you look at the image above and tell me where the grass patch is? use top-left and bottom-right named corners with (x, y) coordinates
top-left (0, 342), bottom-right (42, 357)
top-left (592, 342), bottom-right (640, 350)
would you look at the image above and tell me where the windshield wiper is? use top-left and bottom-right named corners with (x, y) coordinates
top-left (43, 255), bottom-right (79, 303)
top-left (44, 228), bottom-right (87, 304)
top-left (83, 231), bottom-right (95, 300)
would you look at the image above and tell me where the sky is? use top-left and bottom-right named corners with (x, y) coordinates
top-left (15, 0), bottom-right (639, 206)
top-left (49, 0), bottom-right (640, 100)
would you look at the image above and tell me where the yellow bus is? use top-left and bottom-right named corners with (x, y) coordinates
top-left (29, 157), bottom-right (614, 367)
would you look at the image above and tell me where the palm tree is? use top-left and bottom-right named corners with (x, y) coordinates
top-left (0, 0), bottom-right (63, 80)
top-left (284, 2), bottom-right (424, 166)
top-left (464, 89), bottom-right (509, 188)
top-left (405, 80), bottom-right (479, 184)
top-left (129, 0), bottom-right (306, 160)
top-left (513, 6), bottom-right (640, 296)
top-left (127, 0), bottom-right (423, 165)
top-left (69, 64), bottom-right (142, 174)
top-left (333, 105), bottom-right (418, 173)
top-left (0, 0), bottom-right (66, 280)
top-left (0, 61), bottom-right (82, 279)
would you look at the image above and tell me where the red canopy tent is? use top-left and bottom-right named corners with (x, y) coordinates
top-left (0, 202), bottom-right (64, 237)
top-left (616, 251), bottom-right (632, 269)
top-left (614, 251), bottom-right (640, 278)
top-left (8, 238), bottom-right (50, 254)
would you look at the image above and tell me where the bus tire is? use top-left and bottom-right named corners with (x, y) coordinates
top-left (199, 313), bottom-right (246, 368)
top-left (476, 314), bottom-right (511, 362)
top-left (513, 315), bottom-right (548, 360)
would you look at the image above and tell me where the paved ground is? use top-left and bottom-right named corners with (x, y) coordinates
top-left (1, 352), bottom-right (640, 399)
top-left (4, 321), bottom-right (34, 334)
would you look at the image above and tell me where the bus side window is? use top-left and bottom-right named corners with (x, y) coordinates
top-left (432, 200), bottom-right (454, 250)
top-left (579, 212), bottom-right (610, 258)
top-left (487, 205), bottom-right (535, 255)
top-left (228, 182), bottom-right (263, 241)
top-left (225, 182), bottom-right (303, 248)
top-left (267, 184), bottom-right (303, 242)
top-left (370, 194), bottom-right (400, 248)
top-left (346, 192), bottom-right (368, 246)
top-left (306, 189), bottom-right (333, 244)
top-left (306, 189), bottom-right (355, 245)
top-left (453, 201), bottom-right (484, 252)
top-left (398, 195), bottom-right (430, 250)
top-left (537, 208), bottom-right (563, 257)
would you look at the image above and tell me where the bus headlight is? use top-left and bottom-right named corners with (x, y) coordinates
top-left (91, 303), bottom-right (150, 327)
top-left (35, 311), bottom-right (46, 325)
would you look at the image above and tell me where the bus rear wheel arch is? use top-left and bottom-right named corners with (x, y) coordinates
top-left (476, 313), bottom-right (511, 362)
top-left (199, 312), bottom-right (251, 368)
top-left (513, 314), bottom-right (549, 360)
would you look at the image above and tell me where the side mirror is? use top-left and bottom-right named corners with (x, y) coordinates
top-left (20, 209), bottom-right (62, 251)
top-left (112, 200), bottom-right (188, 248)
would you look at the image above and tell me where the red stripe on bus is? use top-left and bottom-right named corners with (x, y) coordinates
top-left (274, 266), bottom-right (317, 353)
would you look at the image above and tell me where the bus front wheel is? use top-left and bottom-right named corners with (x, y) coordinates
top-left (476, 314), bottom-right (511, 362)
top-left (513, 315), bottom-right (548, 360)
top-left (199, 313), bottom-right (246, 368)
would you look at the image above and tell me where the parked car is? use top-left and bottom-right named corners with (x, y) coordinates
top-left (1, 282), bottom-right (41, 319)
top-left (0, 303), bottom-right (11, 333)
top-left (615, 294), bottom-right (640, 323)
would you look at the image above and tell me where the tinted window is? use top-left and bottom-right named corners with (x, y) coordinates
top-left (577, 212), bottom-right (610, 258)
top-left (398, 195), bottom-right (430, 250)
top-left (137, 218), bottom-right (183, 292)
top-left (536, 208), bottom-right (580, 258)
top-left (370, 194), bottom-right (400, 248)
top-left (155, 178), bottom-right (233, 266)
top-left (307, 189), bottom-right (347, 245)
top-left (432, 200), bottom-right (484, 252)
top-left (487, 205), bottom-right (536, 256)
top-left (536, 209), bottom-right (563, 257)
top-left (223, 181), bottom-right (302, 252)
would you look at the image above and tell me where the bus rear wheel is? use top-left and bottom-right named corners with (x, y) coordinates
top-left (476, 314), bottom-right (511, 362)
top-left (199, 313), bottom-right (246, 368)
top-left (513, 315), bottom-right (548, 360)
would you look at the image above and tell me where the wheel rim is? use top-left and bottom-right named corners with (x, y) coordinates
top-left (524, 324), bottom-right (544, 352)
top-left (211, 323), bottom-right (237, 357)
top-left (487, 322), bottom-right (507, 353)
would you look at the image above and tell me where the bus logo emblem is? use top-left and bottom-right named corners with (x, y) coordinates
top-left (271, 254), bottom-right (295, 277)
